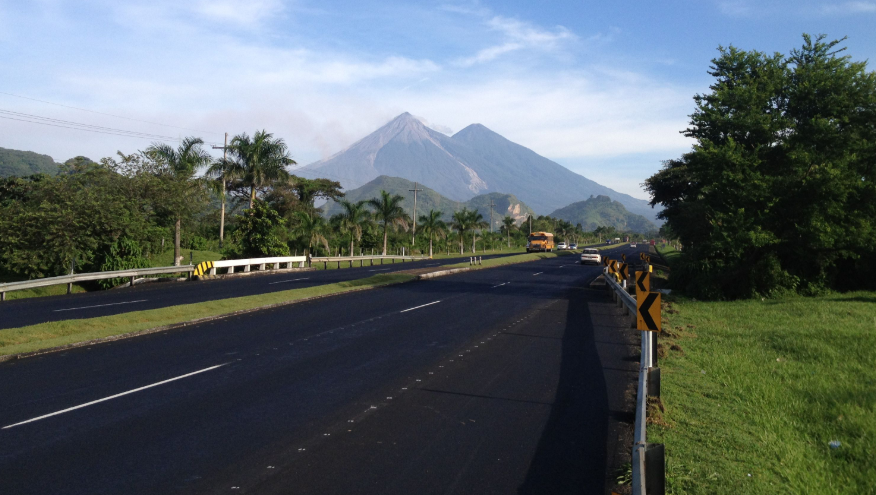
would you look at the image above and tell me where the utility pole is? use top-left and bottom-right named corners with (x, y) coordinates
top-left (212, 133), bottom-right (228, 248)
top-left (409, 181), bottom-right (422, 245)
top-left (488, 198), bottom-right (496, 233)
top-left (529, 214), bottom-right (532, 235)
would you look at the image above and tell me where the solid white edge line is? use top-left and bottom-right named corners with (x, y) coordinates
top-left (2, 363), bottom-right (228, 429)
top-left (399, 300), bottom-right (442, 313)
top-left (490, 282), bottom-right (508, 288)
top-left (532, 272), bottom-right (543, 276)
top-left (53, 299), bottom-right (148, 312)
top-left (268, 278), bottom-right (309, 285)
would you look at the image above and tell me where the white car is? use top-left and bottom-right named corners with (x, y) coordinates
top-left (580, 248), bottom-right (601, 265)
top-left (630, 243), bottom-right (637, 248)
top-left (557, 242), bottom-right (569, 249)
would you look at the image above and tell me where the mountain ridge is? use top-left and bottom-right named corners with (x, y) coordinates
top-left (549, 195), bottom-right (657, 233)
top-left (295, 113), bottom-right (659, 223)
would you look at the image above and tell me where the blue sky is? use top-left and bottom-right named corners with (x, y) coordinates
top-left (2, 0), bottom-right (875, 199)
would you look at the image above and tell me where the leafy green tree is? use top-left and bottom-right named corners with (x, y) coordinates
top-left (226, 130), bottom-right (296, 209)
top-left (646, 35), bottom-right (876, 298)
top-left (367, 190), bottom-right (409, 255)
top-left (450, 209), bottom-right (472, 255)
top-left (418, 209), bottom-right (446, 258)
top-left (465, 209), bottom-right (488, 253)
top-left (230, 200), bottom-right (290, 258)
top-left (145, 137), bottom-right (212, 266)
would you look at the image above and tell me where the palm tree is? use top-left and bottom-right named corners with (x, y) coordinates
top-left (501, 216), bottom-right (516, 248)
top-left (418, 210), bottom-right (446, 258)
top-left (291, 211), bottom-right (329, 257)
top-left (334, 200), bottom-right (371, 256)
top-left (450, 209), bottom-right (471, 255)
top-left (226, 130), bottom-right (296, 209)
top-left (205, 156), bottom-right (236, 249)
top-left (466, 209), bottom-right (488, 253)
top-left (367, 190), bottom-right (409, 255)
top-left (145, 137), bottom-right (212, 266)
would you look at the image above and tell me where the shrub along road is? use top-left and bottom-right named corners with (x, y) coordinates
top-left (0, 245), bottom-right (644, 494)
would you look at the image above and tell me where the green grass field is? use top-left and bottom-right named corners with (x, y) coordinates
top-left (0, 273), bottom-right (414, 357)
top-left (650, 291), bottom-right (876, 494)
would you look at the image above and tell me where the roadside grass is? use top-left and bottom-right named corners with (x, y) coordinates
top-left (650, 291), bottom-right (876, 494)
top-left (655, 244), bottom-right (681, 266)
top-left (0, 275), bottom-right (88, 301)
top-left (0, 273), bottom-right (414, 357)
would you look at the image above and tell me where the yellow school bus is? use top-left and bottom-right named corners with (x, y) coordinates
top-left (526, 232), bottom-right (555, 253)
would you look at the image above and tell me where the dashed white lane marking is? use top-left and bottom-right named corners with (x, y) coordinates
top-left (53, 299), bottom-right (148, 312)
top-left (491, 282), bottom-right (508, 288)
top-left (369, 268), bottom-right (390, 272)
top-left (532, 272), bottom-right (543, 276)
top-left (2, 363), bottom-right (228, 429)
top-left (268, 278), bottom-right (309, 285)
top-left (399, 300), bottom-right (442, 313)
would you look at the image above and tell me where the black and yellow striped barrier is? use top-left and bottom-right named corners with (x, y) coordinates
top-left (193, 261), bottom-right (214, 277)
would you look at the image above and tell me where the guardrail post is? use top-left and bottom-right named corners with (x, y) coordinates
top-left (259, 263), bottom-right (266, 271)
top-left (645, 443), bottom-right (666, 495)
top-left (244, 264), bottom-right (251, 273)
top-left (337, 261), bottom-right (341, 269)
top-left (130, 276), bottom-right (135, 287)
top-left (648, 367), bottom-right (661, 398)
top-left (1, 291), bottom-right (6, 301)
top-left (324, 261), bottom-right (327, 270)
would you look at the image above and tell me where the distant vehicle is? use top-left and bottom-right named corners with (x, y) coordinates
top-left (630, 242), bottom-right (637, 248)
top-left (569, 243), bottom-right (578, 249)
top-left (527, 232), bottom-right (555, 253)
top-left (557, 242), bottom-right (569, 250)
top-left (580, 248), bottom-right (601, 265)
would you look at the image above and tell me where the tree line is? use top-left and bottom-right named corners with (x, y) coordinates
top-left (0, 130), bottom-right (651, 285)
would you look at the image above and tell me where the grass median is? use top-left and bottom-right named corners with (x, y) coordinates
top-left (0, 273), bottom-right (414, 358)
top-left (650, 291), bottom-right (876, 493)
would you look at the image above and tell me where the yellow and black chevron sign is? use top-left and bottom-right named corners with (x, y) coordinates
top-left (194, 261), bottom-right (215, 276)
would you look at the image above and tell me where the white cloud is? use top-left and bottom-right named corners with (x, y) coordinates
top-left (822, 1), bottom-right (876, 13)
top-left (189, 0), bottom-right (286, 28)
top-left (455, 15), bottom-right (576, 67)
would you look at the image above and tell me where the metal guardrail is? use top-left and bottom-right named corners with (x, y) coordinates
top-left (309, 255), bottom-right (428, 269)
top-left (0, 265), bottom-right (196, 301)
top-left (198, 256), bottom-right (307, 275)
top-left (604, 268), bottom-right (663, 495)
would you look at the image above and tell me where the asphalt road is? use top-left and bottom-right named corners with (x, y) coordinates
top-left (0, 244), bottom-right (645, 494)
top-left (0, 251), bottom-right (523, 330)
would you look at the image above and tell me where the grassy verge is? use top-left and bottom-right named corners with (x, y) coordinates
top-left (650, 292), bottom-right (876, 493)
top-left (0, 277), bottom-right (88, 301)
top-left (149, 248), bottom-right (223, 267)
top-left (654, 244), bottom-right (681, 266)
top-left (443, 249), bottom-right (579, 269)
top-left (0, 273), bottom-right (414, 357)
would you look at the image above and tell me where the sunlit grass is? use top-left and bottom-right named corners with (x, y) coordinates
top-left (650, 292), bottom-right (876, 494)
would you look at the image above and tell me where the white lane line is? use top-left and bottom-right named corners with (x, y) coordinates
top-left (491, 282), bottom-right (508, 288)
top-left (369, 268), bottom-right (390, 272)
top-left (53, 300), bottom-right (148, 312)
top-left (2, 363), bottom-right (227, 430)
top-left (399, 300), bottom-right (442, 313)
top-left (532, 272), bottom-right (543, 276)
top-left (268, 278), bottom-right (309, 285)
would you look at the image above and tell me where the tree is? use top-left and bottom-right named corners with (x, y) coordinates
top-left (418, 209), bottom-right (446, 258)
top-left (501, 216), bottom-right (516, 248)
top-left (646, 35), bottom-right (876, 298)
top-left (291, 211), bottom-right (329, 257)
top-left (333, 200), bottom-right (371, 256)
top-left (144, 137), bottom-right (212, 266)
top-left (466, 209), bottom-right (488, 253)
top-left (230, 200), bottom-right (290, 258)
top-left (367, 190), bottom-right (409, 256)
top-left (450, 209), bottom-right (471, 255)
top-left (225, 130), bottom-right (296, 209)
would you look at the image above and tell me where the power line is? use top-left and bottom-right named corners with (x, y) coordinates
top-left (0, 91), bottom-right (221, 136)
top-left (0, 109), bottom-right (223, 145)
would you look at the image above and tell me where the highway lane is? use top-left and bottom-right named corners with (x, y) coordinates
top-left (0, 245), bottom-right (639, 330)
top-left (0, 244), bottom-right (646, 494)
top-left (0, 251), bottom-right (520, 330)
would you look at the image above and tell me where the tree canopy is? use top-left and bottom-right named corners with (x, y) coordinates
top-left (646, 35), bottom-right (876, 298)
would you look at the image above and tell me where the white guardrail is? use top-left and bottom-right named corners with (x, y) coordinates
top-left (604, 267), bottom-right (664, 495)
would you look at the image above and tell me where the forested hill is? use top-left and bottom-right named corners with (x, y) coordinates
top-left (548, 195), bottom-right (657, 232)
top-left (321, 175), bottom-right (536, 231)
top-left (0, 147), bottom-right (61, 177)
